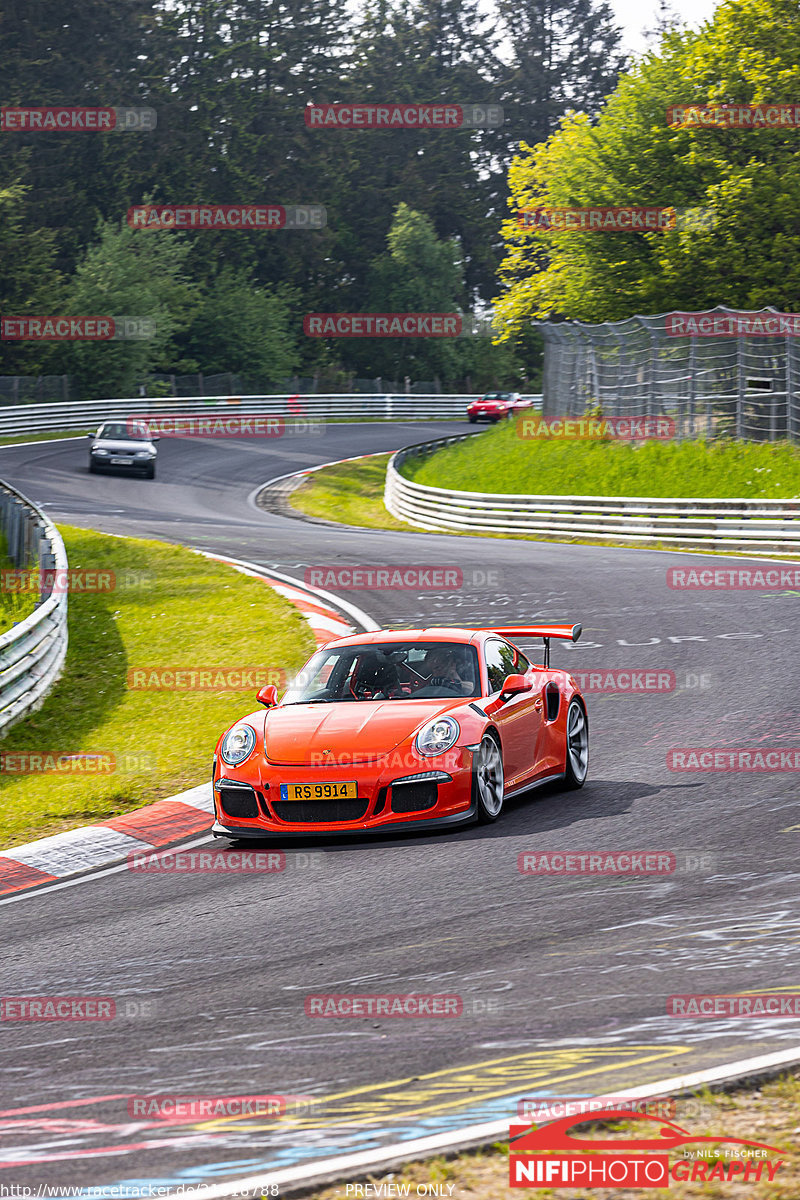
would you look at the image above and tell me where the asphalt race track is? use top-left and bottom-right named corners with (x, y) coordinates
top-left (0, 422), bottom-right (798, 1191)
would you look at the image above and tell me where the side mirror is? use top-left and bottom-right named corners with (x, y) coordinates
top-left (256, 684), bottom-right (279, 708)
top-left (86, 432), bottom-right (96, 439)
top-left (500, 673), bottom-right (530, 698)
top-left (151, 435), bottom-right (160, 442)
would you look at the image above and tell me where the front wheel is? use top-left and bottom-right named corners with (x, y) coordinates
top-left (474, 733), bottom-right (504, 822)
top-left (468, 416), bottom-right (477, 424)
top-left (563, 699), bottom-right (588, 789)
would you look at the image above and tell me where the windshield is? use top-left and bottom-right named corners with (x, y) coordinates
top-left (482, 393), bottom-right (510, 401)
top-left (282, 641), bottom-right (481, 703)
top-left (97, 422), bottom-right (150, 441)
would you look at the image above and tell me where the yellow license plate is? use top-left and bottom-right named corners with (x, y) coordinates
top-left (280, 780), bottom-right (358, 802)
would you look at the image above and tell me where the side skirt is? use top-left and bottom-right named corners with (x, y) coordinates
top-left (503, 769), bottom-right (566, 802)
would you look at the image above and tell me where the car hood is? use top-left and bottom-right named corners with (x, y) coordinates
top-left (264, 699), bottom-right (465, 764)
top-left (92, 439), bottom-right (155, 452)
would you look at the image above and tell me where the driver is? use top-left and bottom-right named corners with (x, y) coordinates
top-left (422, 647), bottom-right (466, 694)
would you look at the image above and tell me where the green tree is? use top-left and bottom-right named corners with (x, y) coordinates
top-left (351, 202), bottom-right (466, 381)
top-left (495, 0), bottom-right (800, 329)
top-left (182, 267), bottom-right (299, 382)
top-left (494, 0), bottom-right (626, 150)
top-left (61, 216), bottom-right (199, 398)
top-left (0, 0), bottom-right (168, 271)
top-left (0, 183), bottom-right (63, 375)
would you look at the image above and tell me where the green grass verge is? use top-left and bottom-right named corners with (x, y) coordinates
top-left (0, 526), bottom-right (316, 850)
top-left (286, 447), bottom-right (800, 559)
top-left (0, 533), bottom-right (38, 635)
top-left (405, 421), bottom-right (800, 499)
top-left (0, 430), bottom-right (90, 445)
top-left (289, 455), bottom-right (412, 530)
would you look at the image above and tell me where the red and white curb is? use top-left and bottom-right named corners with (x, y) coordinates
top-left (0, 783), bottom-right (215, 897)
top-left (0, 563), bottom-right (376, 897)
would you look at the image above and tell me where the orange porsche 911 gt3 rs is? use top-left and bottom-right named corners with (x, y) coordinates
top-left (211, 624), bottom-right (588, 838)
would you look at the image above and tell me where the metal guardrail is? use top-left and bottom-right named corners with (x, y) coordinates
top-left (384, 435), bottom-right (799, 555)
top-left (0, 484), bottom-right (68, 733)
top-left (0, 394), bottom-right (542, 437)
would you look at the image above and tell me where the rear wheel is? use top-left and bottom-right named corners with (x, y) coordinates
top-left (563, 699), bottom-right (588, 789)
top-left (474, 733), bottom-right (504, 822)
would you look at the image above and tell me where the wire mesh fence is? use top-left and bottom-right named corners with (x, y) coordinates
top-left (537, 307), bottom-right (800, 442)
top-left (0, 376), bottom-right (72, 405)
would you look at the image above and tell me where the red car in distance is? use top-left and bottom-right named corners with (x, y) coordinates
top-left (212, 623), bottom-right (588, 840)
top-left (467, 391), bottom-right (533, 423)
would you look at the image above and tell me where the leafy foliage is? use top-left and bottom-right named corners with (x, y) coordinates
top-left (495, 0), bottom-right (800, 328)
top-left (1, 0), bottom-right (626, 387)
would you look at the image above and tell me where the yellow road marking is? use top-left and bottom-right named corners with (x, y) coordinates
top-left (191, 1044), bottom-right (691, 1133)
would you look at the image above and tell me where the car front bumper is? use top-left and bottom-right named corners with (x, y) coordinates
top-left (212, 803), bottom-right (476, 839)
top-left (90, 456), bottom-right (154, 471)
top-left (212, 751), bottom-right (475, 837)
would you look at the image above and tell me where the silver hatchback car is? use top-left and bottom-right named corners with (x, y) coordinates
top-left (87, 421), bottom-right (159, 479)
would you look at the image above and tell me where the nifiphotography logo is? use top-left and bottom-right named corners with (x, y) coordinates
top-left (508, 1105), bottom-right (787, 1188)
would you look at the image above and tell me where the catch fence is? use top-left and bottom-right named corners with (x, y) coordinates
top-left (538, 307), bottom-right (800, 442)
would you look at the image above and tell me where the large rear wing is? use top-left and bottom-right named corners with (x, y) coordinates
top-left (478, 624), bottom-right (582, 668)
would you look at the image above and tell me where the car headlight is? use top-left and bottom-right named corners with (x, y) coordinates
top-left (134, 450), bottom-right (153, 457)
top-left (220, 724), bottom-right (256, 766)
top-left (92, 448), bottom-right (109, 456)
top-left (415, 716), bottom-right (460, 757)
